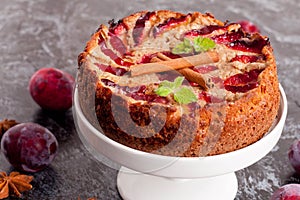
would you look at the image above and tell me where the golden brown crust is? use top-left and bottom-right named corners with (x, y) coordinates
top-left (77, 59), bottom-right (99, 129)
top-left (77, 10), bottom-right (280, 157)
top-left (209, 51), bottom-right (279, 155)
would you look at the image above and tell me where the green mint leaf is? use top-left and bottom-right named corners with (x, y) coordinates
top-left (173, 76), bottom-right (184, 89)
top-left (193, 36), bottom-right (216, 53)
top-left (172, 36), bottom-right (216, 55)
top-left (155, 79), bottom-right (177, 97)
top-left (155, 76), bottom-right (197, 104)
top-left (159, 80), bottom-right (175, 88)
top-left (154, 86), bottom-right (173, 97)
top-left (174, 87), bottom-right (197, 104)
top-left (158, 76), bottom-right (184, 90)
top-left (171, 38), bottom-right (193, 55)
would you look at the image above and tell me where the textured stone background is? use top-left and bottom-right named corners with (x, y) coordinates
top-left (0, 0), bottom-right (299, 199)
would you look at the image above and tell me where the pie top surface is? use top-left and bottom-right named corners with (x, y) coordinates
top-left (79, 10), bottom-right (273, 108)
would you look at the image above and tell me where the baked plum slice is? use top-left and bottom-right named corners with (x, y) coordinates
top-left (108, 32), bottom-right (127, 56)
top-left (198, 91), bottom-right (223, 103)
top-left (108, 19), bottom-right (128, 35)
top-left (185, 24), bottom-right (268, 54)
top-left (227, 36), bottom-right (269, 54)
top-left (230, 55), bottom-right (261, 63)
top-left (101, 79), bottom-right (168, 103)
top-left (211, 30), bottom-right (244, 44)
top-left (153, 14), bottom-right (191, 37)
top-left (237, 20), bottom-right (260, 33)
top-left (133, 11), bottom-right (156, 45)
top-left (224, 69), bottom-right (262, 93)
top-left (95, 63), bottom-right (127, 76)
top-left (99, 43), bottom-right (132, 67)
top-left (185, 24), bottom-right (227, 37)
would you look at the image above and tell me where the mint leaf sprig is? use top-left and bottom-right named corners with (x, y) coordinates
top-left (155, 76), bottom-right (197, 104)
top-left (171, 36), bottom-right (216, 55)
top-left (193, 36), bottom-right (216, 52)
top-left (171, 38), bottom-right (194, 55)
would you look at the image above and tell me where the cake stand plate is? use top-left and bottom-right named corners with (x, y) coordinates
top-left (117, 167), bottom-right (237, 200)
top-left (74, 84), bottom-right (287, 200)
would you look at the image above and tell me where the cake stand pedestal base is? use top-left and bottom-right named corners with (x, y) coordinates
top-left (117, 167), bottom-right (238, 200)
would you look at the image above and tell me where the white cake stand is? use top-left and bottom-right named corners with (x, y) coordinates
top-left (73, 85), bottom-right (287, 200)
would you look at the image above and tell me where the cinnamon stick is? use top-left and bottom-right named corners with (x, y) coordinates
top-left (178, 68), bottom-right (208, 90)
top-left (155, 53), bottom-right (208, 90)
top-left (130, 51), bottom-right (219, 77)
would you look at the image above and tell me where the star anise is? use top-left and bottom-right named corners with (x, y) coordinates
top-left (0, 119), bottom-right (18, 140)
top-left (0, 171), bottom-right (34, 199)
